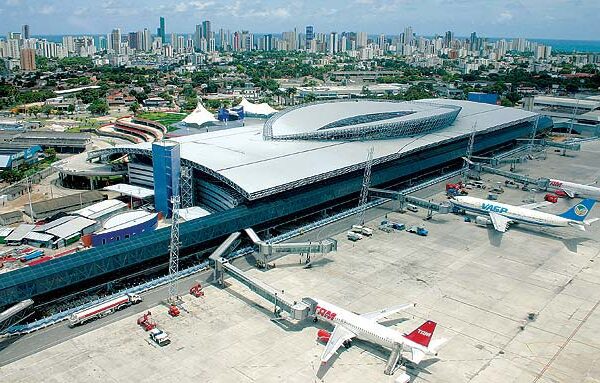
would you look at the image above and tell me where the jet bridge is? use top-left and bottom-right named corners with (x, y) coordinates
top-left (466, 162), bottom-right (550, 189)
top-left (369, 188), bottom-right (452, 218)
top-left (212, 258), bottom-right (315, 321)
top-left (516, 138), bottom-right (581, 151)
top-left (244, 228), bottom-right (337, 268)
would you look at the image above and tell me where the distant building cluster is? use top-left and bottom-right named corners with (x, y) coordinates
top-left (1, 18), bottom-right (600, 75)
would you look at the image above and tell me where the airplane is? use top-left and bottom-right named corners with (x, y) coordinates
top-left (451, 195), bottom-right (597, 233)
top-left (548, 179), bottom-right (600, 200)
top-left (313, 299), bottom-right (446, 366)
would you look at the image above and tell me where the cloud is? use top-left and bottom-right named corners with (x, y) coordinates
top-left (38, 4), bottom-right (55, 14)
top-left (497, 10), bottom-right (513, 23)
top-left (5, 0), bottom-right (21, 6)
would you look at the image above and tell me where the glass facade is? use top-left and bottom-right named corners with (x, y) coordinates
top-left (152, 141), bottom-right (181, 217)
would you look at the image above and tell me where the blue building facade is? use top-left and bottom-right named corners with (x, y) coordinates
top-left (467, 92), bottom-right (499, 105)
top-left (152, 141), bottom-right (180, 217)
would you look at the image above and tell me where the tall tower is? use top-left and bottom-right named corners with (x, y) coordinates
top-left (202, 20), bottom-right (211, 41)
top-left (305, 26), bottom-right (314, 50)
top-left (157, 17), bottom-right (166, 44)
top-left (152, 141), bottom-right (181, 218)
top-left (22, 24), bottom-right (30, 40)
top-left (110, 28), bottom-right (122, 54)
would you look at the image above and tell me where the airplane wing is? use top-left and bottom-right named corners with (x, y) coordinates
top-left (562, 188), bottom-right (576, 198)
top-left (489, 212), bottom-right (511, 233)
top-left (520, 201), bottom-right (552, 210)
top-left (320, 325), bottom-right (356, 363)
top-left (361, 303), bottom-right (415, 322)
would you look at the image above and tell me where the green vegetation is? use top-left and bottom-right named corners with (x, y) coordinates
top-left (66, 119), bottom-right (100, 133)
top-left (0, 85), bottom-right (55, 108)
top-left (137, 112), bottom-right (186, 127)
top-left (88, 99), bottom-right (109, 115)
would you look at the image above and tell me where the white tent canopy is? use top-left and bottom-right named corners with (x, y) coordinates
top-left (183, 103), bottom-right (218, 126)
top-left (238, 98), bottom-right (277, 117)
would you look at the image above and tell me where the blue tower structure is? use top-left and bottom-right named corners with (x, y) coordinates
top-left (152, 140), bottom-right (180, 217)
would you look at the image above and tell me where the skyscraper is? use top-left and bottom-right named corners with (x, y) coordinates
top-left (202, 20), bottom-right (211, 40)
top-left (444, 31), bottom-right (453, 47)
top-left (128, 32), bottom-right (138, 49)
top-left (21, 25), bottom-right (30, 40)
top-left (403, 26), bottom-right (413, 46)
top-left (328, 32), bottom-right (338, 55)
top-left (143, 28), bottom-right (151, 51)
top-left (469, 32), bottom-right (478, 51)
top-left (20, 48), bottom-right (36, 71)
top-left (356, 31), bottom-right (367, 49)
top-left (194, 24), bottom-right (202, 49)
top-left (157, 17), bottom-right (165, 44)
top-left (305, 26), bottom-right (314, 50)
top-left (110, 28), bottom-right (122, 54)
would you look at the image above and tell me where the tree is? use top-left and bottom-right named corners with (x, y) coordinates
top-left (67, 104), bottom-right (76, 115)
top-left (129, 102), bottom-right (140, 114)
top-left (285, 87), bottom-right (297, 105)
top-left (41, 104), bottom-right (54, 117)
top-left (88, 100), bottom-right (109, 115)
top-left (29, 105), bottom-right (42, 118)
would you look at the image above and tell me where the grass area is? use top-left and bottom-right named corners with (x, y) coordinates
top-left (66, 119), bottom-right (100, 133)
top-left (137, 112), bottom-right (187, 127)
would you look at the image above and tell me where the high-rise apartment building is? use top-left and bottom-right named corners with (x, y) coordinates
top-left (21, 25), bottom-right (30, 40)
top-left (157, 17), bottom-right (165, 44)
top-left (305, 26), bottom-right (314, 50)
top-left (356, 31), bottom-right (367, 49)
top-left (403, 26), bottom-right (413, 45)
top-left (110, 28), bottom-right (122, 54)
top-left (20, 48), bottom-right (36, 71)
top-left (202, 20), bottom-right (211, 40)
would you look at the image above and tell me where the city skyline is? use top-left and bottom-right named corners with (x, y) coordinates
top-left (1, 0), bottom-right (599, 41)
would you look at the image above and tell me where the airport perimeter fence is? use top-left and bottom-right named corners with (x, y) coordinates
top-left (4, 169), bottom-right (463, 336)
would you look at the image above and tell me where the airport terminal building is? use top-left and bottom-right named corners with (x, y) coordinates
top-left (0, 99), bottom-right (551, 308)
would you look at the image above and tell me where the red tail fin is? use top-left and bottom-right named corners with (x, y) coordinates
top-left (404, 320), bottom-right (436, 347)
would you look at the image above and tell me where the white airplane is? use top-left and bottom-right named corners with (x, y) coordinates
top-left (548, 179), bottom-right (600, 200)
top-left (313, 299), bottom-right (446, 366)
top-left (452, 195), bottom-right (597, 232)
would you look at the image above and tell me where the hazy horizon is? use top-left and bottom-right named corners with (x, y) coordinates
top-left (1, 0), bottom-right (599, 41)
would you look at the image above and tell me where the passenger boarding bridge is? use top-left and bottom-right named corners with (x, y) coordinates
top-left (208, 231), bottom-right (317, 321)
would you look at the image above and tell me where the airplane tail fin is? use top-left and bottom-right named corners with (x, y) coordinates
top-left (404, 320), bottom-right (436, 348)
top-left (559, 199), bottom-right (596, 222)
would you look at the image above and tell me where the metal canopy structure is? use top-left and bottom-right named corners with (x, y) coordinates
top-left (87, 100), bottom-right (537, 203)
top-left (263, 99), bottom-right (461, 141)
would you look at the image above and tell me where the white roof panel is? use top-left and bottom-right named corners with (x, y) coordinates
top-left (46, 217), bottom-right (96, 239)
top-left (5, 224), bottom-right (35, 242)
top-left (104, 184), bottom-right (154, 199)
top-left (97, 211), bottom-right (157, 235)
top-left (24, 231), bottom-right (54, 242)
top-left (94, 100), bottom-right (536, 200)
top-left (73, 199), bottom-right (127, 219)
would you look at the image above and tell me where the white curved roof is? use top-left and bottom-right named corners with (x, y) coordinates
top-left (91, 99), bottom-right (537, 201)
top-left (264, 100), bottom-right (460, 140)
top-left (239, 98), bottom-right (277, 116)
top-left (182, 103), bottom-right (218, 126)
top-left (97, 211), bottom-right (157, 235)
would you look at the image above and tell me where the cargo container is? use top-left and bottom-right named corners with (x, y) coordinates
top-left (20, 250), bottom-right (44, 262)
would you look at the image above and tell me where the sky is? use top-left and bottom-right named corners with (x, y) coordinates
top-left (1, 0), bottom-right (599, 40)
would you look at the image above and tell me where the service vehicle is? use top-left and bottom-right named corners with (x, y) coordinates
top-left (69, 293), bottom-right (142, 327)
top-left (347, 231), bottom-right (363, 241)
top-left (406, 204), bottom-right (419, 212)
top-left (351, 225), bottom-right (373, 236)
top-left (406, 225), bottom-right (428, 236)
top-left (149, 328), bottom-right (171, 346)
